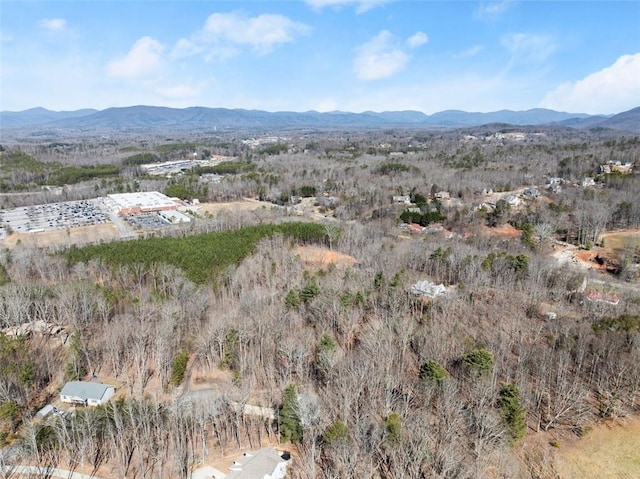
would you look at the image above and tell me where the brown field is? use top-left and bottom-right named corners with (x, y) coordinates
top-left (197, 199), bottom-right (276, 216)
top-left (2, 223), bottom-right (121, 249)
top-left (601, 229), bottom-right (640, 255)
top-left (555, 416), bottom-right (640, 479)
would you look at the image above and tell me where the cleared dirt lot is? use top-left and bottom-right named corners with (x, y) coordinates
top-left (551, 229), bottom-right (640, 273)
top-left (293, 245), bottom-right (358, 268)
top-left (197, 199), bottom-right (277, 215)
top-left (2, 223), bottom-right (121, 249)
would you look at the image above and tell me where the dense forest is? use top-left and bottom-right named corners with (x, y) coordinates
top-left (0, 126), bottom-right (639, 478)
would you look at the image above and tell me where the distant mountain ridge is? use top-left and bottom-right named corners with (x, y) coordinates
top-left (1, 107), bottom-right (99, 128)
top-left (1, 105), bottom-right (637, 133)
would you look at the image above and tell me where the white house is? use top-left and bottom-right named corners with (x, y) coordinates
top-left (410, 281), bottom-right (447, 298)
top-left (226, 448), bottom-right (289, 479)
top-left (392, 195), bottom-right (411, 204)
top-left (504, 194), bottom-right (522, 207)
top-left (60, 381), bottom-right (115, 406)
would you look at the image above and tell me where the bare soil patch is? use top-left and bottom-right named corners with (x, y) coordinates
top-left (482, 223), bottom-right (522, 238)
top-left (551, 229), bottom-right (640, 274)
top-left (573, 248), bottom-right (610, 272)
top-left (2, 223), bottom-right (121, 249)
top-left (293, 245), bottom-right (358, 268)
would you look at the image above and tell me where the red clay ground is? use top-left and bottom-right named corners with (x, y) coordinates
top-left (293, 245), bottom-right (358, 268)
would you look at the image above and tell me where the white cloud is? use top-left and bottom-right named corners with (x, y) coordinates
top-left (453, 45), bottom-right (484, 59)
top-left (305, 0), bottom-right (391, 13)
top-left (406, 32), bottom-right (428, 49)
top-left (174, 12), bottom-right (310, 59)
top-left (354, 30), bottom-right (428, 81)
top-left (107, 36), bottom-right (164, 79)
top-left (501, 33), bottom-right (556, 63)
top-left (172, 38), bottom-right (203, 58)
top-left (477, 1), bottom-right (514, 19)
top-left (38, 18), bottom-right (67, 31)
top-left (540, 53), bottom-right (640, 114)
top-left (313, 97), bottom-right (340, 112)
top-left (156, 83), bottom-right (204, 101)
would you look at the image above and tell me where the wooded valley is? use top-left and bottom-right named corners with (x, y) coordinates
top-left (0, 125), bottom-right (639, 478)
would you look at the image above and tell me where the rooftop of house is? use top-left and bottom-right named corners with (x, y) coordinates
top-left (60, 381), bottom-right (113, 401)
top-left (227, 448), bottom-right (287, 479)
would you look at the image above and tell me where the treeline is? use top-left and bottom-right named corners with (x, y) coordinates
top-left (0, 150), bottom-right (123, 189)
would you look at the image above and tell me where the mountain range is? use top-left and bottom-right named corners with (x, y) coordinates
top-left (1, 105), bottom-right (638, 133)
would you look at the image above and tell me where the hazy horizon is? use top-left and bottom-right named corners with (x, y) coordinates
top-left (3, 104), bottom-right (630, 116)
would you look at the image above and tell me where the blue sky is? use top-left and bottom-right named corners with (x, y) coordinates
top-left (1, 1), bottom-right (639, 114)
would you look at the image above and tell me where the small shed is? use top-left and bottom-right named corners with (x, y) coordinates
top-left (36, 404), bottom-right (55, 418)
top-left (60, 381), bottom-right (115, 406)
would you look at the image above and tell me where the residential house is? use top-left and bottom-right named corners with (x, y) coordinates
top-left (392, 195), bottom-right (411, 204)
top-left (405, 223), bottom-right (426, 233)
top-left (545, 177), bottom-right (565, 186)
top-left (473, 202), bottom-right (496, 212)
top-left (504, 194), bottom-right (522, 207)
top-left (227, 448), bottom-right (289, 479)
top-left (600, 161), bottom-right (634, 175)
top-left (410, 281), bottom-right (447, 298)
top-left (582, 177), bottom-right (596, 187)
top-left (60, 381), bottom-right (115, 406)
top-left (523, 188), bottom-right (539, 200)
top-left (585, 290), bottom-right (620, 305)
top-left (434, 191), bottom-right (450, 200)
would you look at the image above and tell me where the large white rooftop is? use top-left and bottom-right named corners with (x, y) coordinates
top-left (107, 191), bottom-right (176, 211)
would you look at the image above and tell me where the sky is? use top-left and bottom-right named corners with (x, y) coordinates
top-left (1, 0), bottom-right (639, 114)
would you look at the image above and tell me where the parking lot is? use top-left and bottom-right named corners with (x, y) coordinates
top-left (125, 213), bottom-right (171, 230)
top-left (0, 199), bottom-right (108, 234)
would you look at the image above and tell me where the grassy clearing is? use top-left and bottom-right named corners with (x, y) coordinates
top-left (601, 230), bottom-right (640, 253)
top-left (555, 417), bottom-right (640, 479)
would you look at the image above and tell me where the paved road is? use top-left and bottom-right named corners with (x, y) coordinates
top-left (1, 465), bottom-right (104, 479)
top-left (101, 206), bottom-right (135, 239)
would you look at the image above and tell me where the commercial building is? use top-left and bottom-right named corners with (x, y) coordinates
top-left (106, 192), bottom-right (178, 215)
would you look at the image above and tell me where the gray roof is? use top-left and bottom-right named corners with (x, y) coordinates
top-left (36, 404), bottom-right (55, 417)
top-left (227, 448), bottom-right (286, 479)
top-left (60, 381), bottom-right (113, 401)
